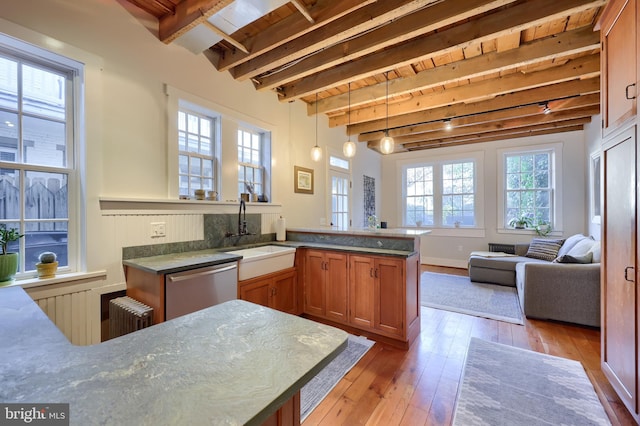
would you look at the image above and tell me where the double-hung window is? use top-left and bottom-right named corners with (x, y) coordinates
top-left (178, 108), bottom-right (217, 197)
top-left (237, 127), bottom-right (268, 198)
top-left (0, 37), bottom-right (80, 275)
top-left (504, 150), bottom-right (553, 227)
top-left (403, 156), bottom-right (479, 228)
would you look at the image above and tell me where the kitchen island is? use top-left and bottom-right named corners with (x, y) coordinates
top-left (0, 286), bottom-right (347, 425)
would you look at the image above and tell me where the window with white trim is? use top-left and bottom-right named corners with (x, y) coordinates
top-left (403, 159), bottom-right (477, 227)
top-left (329, 154), bottom-right (351, 230)
top-left (0, 36), bottom-right (81, 276)
top-left (237, 127), bottom-right (268, 198)
top-left (504, 150), bottom-right (553, 227)
top-left (178, 109), bottom-right (217, 197)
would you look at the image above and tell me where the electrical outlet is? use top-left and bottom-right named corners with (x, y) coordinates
top-left (151, 222), bottom-right (166, 238)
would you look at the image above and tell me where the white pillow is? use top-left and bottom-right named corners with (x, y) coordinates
top-left (587, 241), bottom-right (601, 263)
top-left (557, 234), bottom-right (588, 257)
top-left (566, 237), bottom-right (596, 257)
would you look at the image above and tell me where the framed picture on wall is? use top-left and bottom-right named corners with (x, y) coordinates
top-left (590, 150), bottom-right (601, 224)
top-left (294, 166), bottom-right (314, 194)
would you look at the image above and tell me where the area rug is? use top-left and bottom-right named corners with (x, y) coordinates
top-left (300, 334), bottom-right (374, 421)
top-left (453, 338), bottom-right (611, 425)
top-left (421, 271), bottom-right (524, 325)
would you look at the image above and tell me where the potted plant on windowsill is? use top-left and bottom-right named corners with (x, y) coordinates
top-left (0, 225), bottom-right (25, 284)
top-left (508, 214), bottom-right (534, 229)
top-left (36, 251), bottom-right (58, 279)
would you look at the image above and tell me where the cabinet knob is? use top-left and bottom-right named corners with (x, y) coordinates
top-left (624, 266), bottom-right (634, 282)
top-left (626, 83), bottom-right (636, 100)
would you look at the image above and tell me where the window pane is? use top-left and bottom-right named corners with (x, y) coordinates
top-left (24, 221), bottom-right (68, 271)
top-left (0, 168), bottom-right (20, 220)
top-left (505, 151), bottom-right (553, 227)
top-left (23, 116), bottom-right (66, 167)
top-left (22, 64), bottom-right (66, 120)
top-left (0, 56), bottom-right (18, 110)
top-left (0, 110), bottom-right (18, 159)
top-left (25, 171), bottom-right (68, 220)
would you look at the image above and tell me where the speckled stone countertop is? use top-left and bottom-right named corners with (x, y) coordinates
top-left (287, 226), bottom-right (431, 238)
top-left (282, 241), bottom-right (415, 257)
top-left (0, 286), bottom-right (348, 425)
top-left (122, 249), bottom-right (242, 274)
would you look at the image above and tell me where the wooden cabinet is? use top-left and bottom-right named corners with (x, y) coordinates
top-left (301, 247), bottom-right (420, 348)
top-left (598, 0), bottom-right (639, 137)
top-left (239, 267), bottom-right (298, 315)
top-left (303, 249), bottom-right (348, 322)
top-left (602, 126), bottom-right (638, 417)
top-left (348, 255), bottom-right (404, 337)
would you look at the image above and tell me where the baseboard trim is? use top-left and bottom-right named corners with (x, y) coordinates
top-left (421, 256), bottom-right (468, 269)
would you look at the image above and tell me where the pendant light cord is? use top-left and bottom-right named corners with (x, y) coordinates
top-left (385, 71), bottom-right (389, 135)
top-left (315, 92), bottom-right (318, 147)
top-left (347, 82), bottom-right (351, 139)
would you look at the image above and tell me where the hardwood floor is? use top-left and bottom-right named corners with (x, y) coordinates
top-left (302, 265), bottom-right (637, 426)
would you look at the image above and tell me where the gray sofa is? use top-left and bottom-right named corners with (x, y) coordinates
top-left (468, 234), bottom-right (601, 327)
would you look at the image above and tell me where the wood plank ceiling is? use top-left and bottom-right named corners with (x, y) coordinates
top-left (122, 0), bottom-right (605, 153)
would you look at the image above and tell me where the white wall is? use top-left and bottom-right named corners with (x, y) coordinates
top-left (381, 131), bottom-right (590, 268)
top-left (0, 0), bottom-right (382, 282)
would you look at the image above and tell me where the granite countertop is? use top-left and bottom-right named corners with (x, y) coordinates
top-left (122, 249), bottom-right (242, 274)
top-left (287, 226), bottom-right (431, 238)
top-left (0, 286), bottom-right (347, 425)
top-left (282, 241), bottom-right (416, 257)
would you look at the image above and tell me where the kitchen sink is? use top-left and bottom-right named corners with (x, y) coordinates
top-left (224, 245), bottom-right (296, 280)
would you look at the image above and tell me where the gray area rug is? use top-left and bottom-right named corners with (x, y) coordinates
top-left (453, 338), bottom-right (611, 425)
top-left (300, 334), bottom-right (374, 421)
top-left (421, 271), bottom-right (524, 325)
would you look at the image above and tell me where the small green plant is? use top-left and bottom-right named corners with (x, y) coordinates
top-left (38, 251), bottom-right (57, 264)
top-left (0, 225), bottom-right (24, 255)
top-left (535, 222), bottom-right (552, 237)
top-left (508, 214), bottom-right (534, 229)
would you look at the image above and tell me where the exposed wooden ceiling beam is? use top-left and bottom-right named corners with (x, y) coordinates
top-left (333, 54), bottom-right (599, 128)
top-left (290, 0), bottom-right (314, 23)
top-left (312, 26), bottom-right (600, 114)
top-left (399, 122), bottom-right (587, 150)
top-left (344, 77), bottom-right (600, 133)
top-left (159, 0), bottom-right (235, 44)
top-left (255, 0), bottom-right (514, 92)
top-left (229, 0), bottom-right (439, 81)
top-left (358, 93), bottom-right (600, 141)
top-left (213, 0), bottom-right (376, 71)
top-left (202, 21), bottom-right (249, 53)
top-left (275, 0), bottom-right (605, 100)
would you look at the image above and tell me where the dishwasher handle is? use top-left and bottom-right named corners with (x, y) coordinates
top-left (168, 263), bottom-right (237, 282)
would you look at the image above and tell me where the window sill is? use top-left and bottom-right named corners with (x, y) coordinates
top-left (99, 197), bottom-right (282, 214)
top-left (4, 270), bottom-right (107, 290)
top-left (497, 228), bottom-right (562, 237)
top-left (414, 227), bottom-right (486, 238)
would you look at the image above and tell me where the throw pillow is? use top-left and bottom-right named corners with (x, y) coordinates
top-left (566, 237), bottom-right (596, 257)
top-left (587, 241), bottom-right (601, 263)
top-left (555, 253), bottom-right (593, 264)
top-left (525, 238), bottom-right (565, 261)
top-left (556, 234), bottom-right (588, 257)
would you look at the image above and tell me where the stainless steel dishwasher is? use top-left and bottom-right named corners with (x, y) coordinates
top-left (165, 261), bottom-right (238, 320)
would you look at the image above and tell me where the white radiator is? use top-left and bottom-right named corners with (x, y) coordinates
top-left (109, 296), bottom-right (153, 338)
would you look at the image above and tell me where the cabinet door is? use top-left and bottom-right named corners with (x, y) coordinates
top-left (375, 257), bottom-right (404, 336)
top-left (601, 0), bottom-right (637, 136)
top-left (239, 278), bottom-right (271, 308)
top-left (602, 127), bottom-right (637, 411)
top-left (348, 255), bottom-right (375, 329)
top-left (304, 250), bottom-right (326, 316)
top-left (272, 269), bottom-right (297, 315)
top-left (325, 252), bottom-right (348, 322)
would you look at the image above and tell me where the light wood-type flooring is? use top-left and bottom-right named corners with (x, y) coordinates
top-left (302, 265), bottom-right (637, 426)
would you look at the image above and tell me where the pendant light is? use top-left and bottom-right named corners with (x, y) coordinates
top-left (310, 92), bottom-right (322, 162)
top-left (380, 71), bottom-right (394, 155)
top-left (343, 82), bottom-right (356, 158)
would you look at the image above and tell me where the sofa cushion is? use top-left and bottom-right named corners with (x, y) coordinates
top-left (557, 234), bottom-right (589, 257)
top-left (588, 241), bottom-right (601, 263)
top-left (566, 237), bottom-right (596, 257)
top-left (555, 253), bottom-right (593, 264)
top-left (469, 255), bottom-right (533, 271)
top-left (525, 238), bottom-right (565, 261)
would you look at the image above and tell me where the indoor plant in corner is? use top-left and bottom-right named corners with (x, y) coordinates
top-left (36, 251), bottom-right (58, 279)
top-left (0, 224), bottom-right (24, 284)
